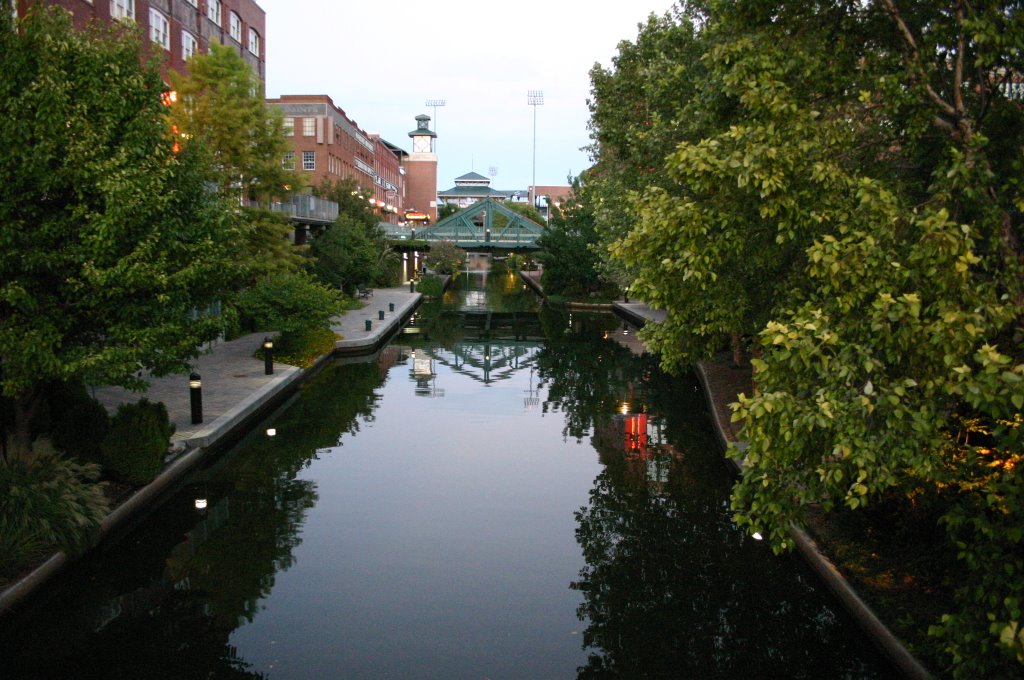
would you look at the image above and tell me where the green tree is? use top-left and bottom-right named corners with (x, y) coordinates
top-left (586, 5), bottom-right (712, 291)
top-left (437, 203), bottom-right (461, 220)
top-left (590, 1), bottom-right (1024, 675)
top-left (535, 176), bottom-right (611, 298)
top-left (311, 179), bottom-right (398, 291)
top-left (0, 7), bottom-right (236, 461)
top-left (424, 240), bottom-right (466, 275)
top-left (309, 215), bottom-right (383, 294)
top-left (169, 43), bottom-right (298, 203)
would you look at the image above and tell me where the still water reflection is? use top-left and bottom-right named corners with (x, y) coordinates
top-left (1, 269), bottom-right (898, 679)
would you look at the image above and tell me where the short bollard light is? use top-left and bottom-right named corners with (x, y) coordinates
top-left (263, 336), bottom-right (274, 375)
top-left (410, 280), bottom-right (415, 293)
top-left (378, 310), bottom-right (385, 321)
top-left (624, 286), bottom-right (630, 303)
top-left (189, 371), bottom-right (203, 425)
top-left (389, 302), bottom-right (395, 312)
top-left (365, 319), bottom-right (372, 331)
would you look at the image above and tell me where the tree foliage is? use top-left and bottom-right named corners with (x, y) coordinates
top-left (168, 43), bottom-right (298, 202)
top-left (536, 176), bottom-right (613, 298)
top-left (310, 179), bottom-right (398, 292)
top-left (424, 240), bottom-right (466, 275)
top-left (0, 7), bottom-right (236, 460)
top-left (589, 1), bottom-right (1024, 675)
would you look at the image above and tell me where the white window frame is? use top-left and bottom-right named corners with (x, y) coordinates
top-left (182, 30), bottom-right (198, 61)
top-left (282, 117), bottom-right (294, 136)
top-left (282, 151), bottom-right (295, 170)
top-left (302, 118), bottom-right (316, 137)
top-left (302, 151), bottom-right (316, 171)
top-left (206, 0), bottom-right (220, 26)
top-left (229, 11), bottom-right (241, 42)
top-left (247, 28), bottom-right (260, 56)
top-left (110, 0), bottom-right (134, 20)
top-left (149, 9), bottom-right (169, 50)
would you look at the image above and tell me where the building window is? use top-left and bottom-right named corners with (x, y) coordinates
top-left (149, 9), bottom-right (169, 50)
top-left (110, 0), bottom-right (134, 20)
top-left (282, 151), bottom-right (295, 170)
top-left (302, 118), bottom-right (316, 137)
top-left (247, 28), bottom-right (260, 56)
top-left (229, 11), bottom-right (241, 42)
top-left (282, 117), bottom-right (294, 136)
top-left (182, 31), bottom-right (198, 60)
top-left (302, 151), bottom-right (315, 171)
top-left (206, 0), bottom-right (220, 25)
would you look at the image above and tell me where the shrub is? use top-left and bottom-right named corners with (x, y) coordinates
top-left (0, 451), bottom-right (109, 578)
top-left (100, 399), bottom-right (175, 485)
top-left (46, 380), bottom-right (110, 465)
top-left (237, 271), bottom-right (346, 335)
top-left (260, 327), bottom-right (338, 368)
top-left (415, 274), bottom-right (445, 299)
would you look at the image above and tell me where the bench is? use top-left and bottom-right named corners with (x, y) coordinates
top-left (356, 285), bottom-right (373, 299)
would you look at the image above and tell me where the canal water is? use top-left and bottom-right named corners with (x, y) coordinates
top-left (1, 267), bottom-right (899, 679)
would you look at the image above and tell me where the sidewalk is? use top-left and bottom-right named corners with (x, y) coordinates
top-left (93, 286), bottom-right (420, 450)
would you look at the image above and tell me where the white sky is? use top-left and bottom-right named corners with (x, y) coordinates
top-left (257, 0), bottom-right (676, 192)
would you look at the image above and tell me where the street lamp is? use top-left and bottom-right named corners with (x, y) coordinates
top-left (425, 98), bottom-right (445, 151)
top-left (263, 336), bottom-right (274, 375)
top-left (527, 90), bottom-right (544, 207)
top-left (189, 371), bottom-right (203, 424)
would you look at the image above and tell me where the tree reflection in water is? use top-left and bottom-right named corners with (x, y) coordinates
top-left (533, 308), bottom-right (894, 679)
top-left (0, 360), bottom-right (387, 679)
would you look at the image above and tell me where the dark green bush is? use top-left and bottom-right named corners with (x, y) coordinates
top-left (237, 271), bottom-right (346, 334)
top-left (100, 398), bottom-right (175, 485)
top-left (259, 327), bottom-right (338, 368)
top-left (0, 452), bottom-right (109, 579)
top-left (415, 274), bottom-right (445, 299)
top-left (46, 380), bottom-right (110, 465)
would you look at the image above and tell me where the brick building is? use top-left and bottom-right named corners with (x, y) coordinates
top-left (267, 95), bottom-right (410, 224)
top-left (13, 0), bottom-right (266, 83)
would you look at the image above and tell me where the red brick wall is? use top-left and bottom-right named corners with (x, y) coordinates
top-left (17, 0), bottom-right (266, 84)
top-left (405, 160), bottom-right (437, 223)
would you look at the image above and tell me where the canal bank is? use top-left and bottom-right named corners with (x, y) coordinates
top-left (613, 300), bottom-right (931, 680)
top-left (0, 287), bottom-right (421, 619)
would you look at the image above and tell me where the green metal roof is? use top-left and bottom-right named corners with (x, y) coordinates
top-left (416, 198), bottom-right (544, 248)
top-left (438, 186), bottom-right (507, 197)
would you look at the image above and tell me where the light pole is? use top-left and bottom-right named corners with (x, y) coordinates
top-left (424, 98), bottom-right (445, 151)
top-left (527, 90), bottom-right (544, 207)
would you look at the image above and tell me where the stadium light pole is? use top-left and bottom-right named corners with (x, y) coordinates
top-left (425, 98), bottom-right (445, 151)
top-left (527, 90), bottom-right (544, 208)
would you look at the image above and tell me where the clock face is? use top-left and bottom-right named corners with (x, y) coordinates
top-left (413, 136), bottom-right (431, 153)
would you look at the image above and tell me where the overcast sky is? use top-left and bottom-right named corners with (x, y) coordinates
top-left (256, 0), bottom-right (676, 192)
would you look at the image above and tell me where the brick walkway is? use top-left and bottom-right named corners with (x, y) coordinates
top-left (93, 287), bottom-right (421, 450)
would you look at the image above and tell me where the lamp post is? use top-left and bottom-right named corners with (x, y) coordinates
top-left (527, 90), bottom-right (544, 207)
top-left (263, 336), bottom-right (274, 375)
top-left (189, 371), bottom-right (203, 424)
top-left (424, 98), bottom-right (445, 151)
